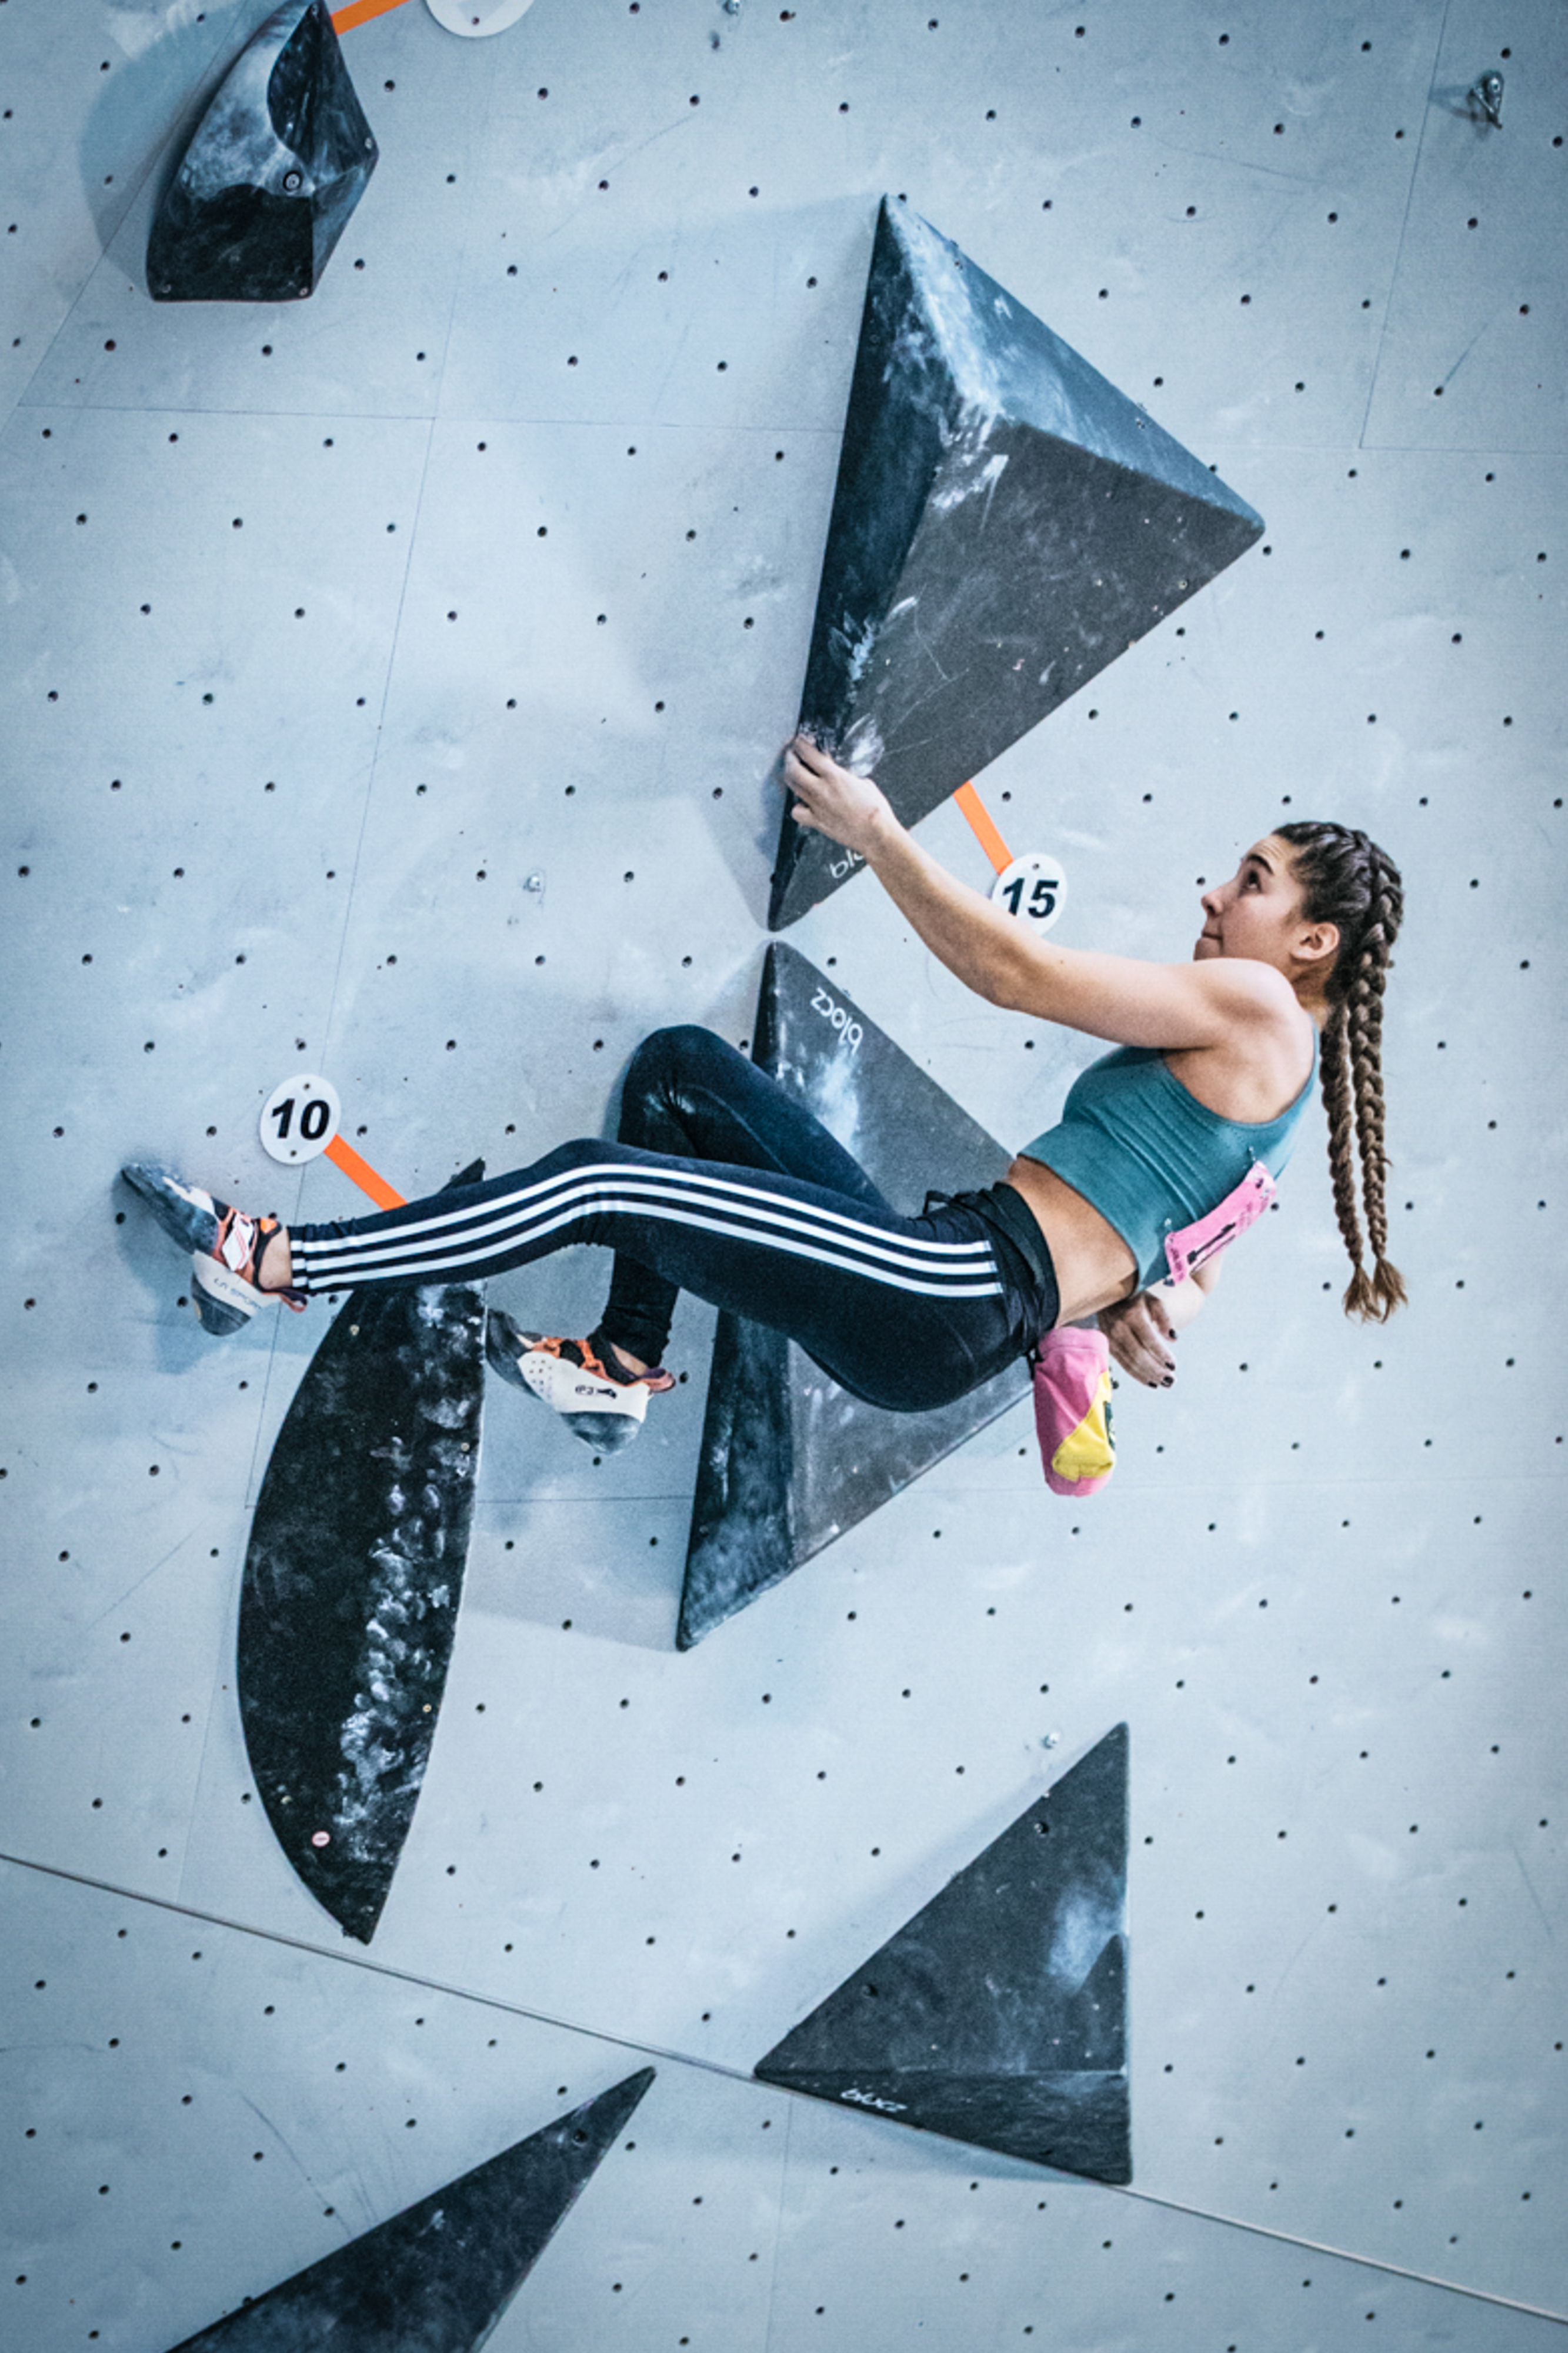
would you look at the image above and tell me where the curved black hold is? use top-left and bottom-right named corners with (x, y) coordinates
top-left (148, 1), bottom-right (377, 304)
top-left (678, 944), bottom-right (1026, 1648)
top-left (167, 2068), bottom-right (655, 2352)
top-left (238, 1163), bottom-right (487, 1942)
top-left (756, 1725), bottom-right (1130, 2182)
top-left (771, 197), bottom-right (1265, 928)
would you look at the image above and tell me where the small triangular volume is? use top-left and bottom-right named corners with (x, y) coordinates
top-left (756, 1726), bottom-right (1129, 2183)
top-left (239, 1163), bottom-right (488, 1943)
top-left (678, 946), bottom-right (1027, 1648)
top-left (148, 1), bottom-right (378, 303)
top-left (770, 198), bottom-right (1263, 926)
top-left (168, 2069), bottom-right (655, 2352)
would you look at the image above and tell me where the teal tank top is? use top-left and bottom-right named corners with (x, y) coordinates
top-left (1020, 1033), bottom-right (1319, 1289)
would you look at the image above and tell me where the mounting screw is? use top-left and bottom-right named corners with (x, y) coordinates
top-left (524, 871), bottom-right (545, 895)
top-left (1042, 1730), bottom-right (1060, 1749)
top-left (1470, 71), bottom-right (1504, 128)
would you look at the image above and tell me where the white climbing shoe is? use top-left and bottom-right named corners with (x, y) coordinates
top-left (484, 1312), bottom-right (673, 1453)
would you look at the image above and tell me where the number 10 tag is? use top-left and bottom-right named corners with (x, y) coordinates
top-left (260, 1072), bottom-right (342, 1165)
top-left (990, 852), bottom-right (1067, 933)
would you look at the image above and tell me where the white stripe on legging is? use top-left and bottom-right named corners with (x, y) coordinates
top-left (291, 1197), bottom-right (1002, 1292)
top-left (293, 1175), bottom-right (1004, 1299)
top-left (292, 1162), bottom-right (1000, 1279)
top-left (297, 1157), bottom-right (994, 1257)
top-left (293, 1197), bottom-right (996, 1289)
top-left (298, 1205), bottom-right (1003, 1298)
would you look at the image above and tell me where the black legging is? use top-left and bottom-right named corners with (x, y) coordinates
top-left (289, 1026), bottom-right (1056, 1414)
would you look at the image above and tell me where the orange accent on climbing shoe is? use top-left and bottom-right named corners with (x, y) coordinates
top-left (325, 1132), bottom-right (406, 1209)
top-left (331, 0), bottom-right (415, 33)
top-left (954, 781), bottom-right (1013, 876)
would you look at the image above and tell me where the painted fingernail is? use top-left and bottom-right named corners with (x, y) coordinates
top-left (1162, 1376), bottom-right (1174, 1388)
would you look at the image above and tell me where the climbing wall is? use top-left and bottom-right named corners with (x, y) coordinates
top-left (2, 1), bottom-right (1565, 2348)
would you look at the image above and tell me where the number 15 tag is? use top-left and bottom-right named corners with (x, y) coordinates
top-left (990, 852), bottom-right (1067, 933)
top-left (260, 1072), bottom-right (342, 1165)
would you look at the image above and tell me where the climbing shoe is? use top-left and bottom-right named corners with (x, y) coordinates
top-left (121, 1164), bottom-right (305, 1336)
top-left (484, 1312), bottom-right (674, 1453)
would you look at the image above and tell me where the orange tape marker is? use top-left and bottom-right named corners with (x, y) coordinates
top-left (325, 1132), bottom-right (406, 1209)
top-left (953, 780), bottom-right (1013, 878)
top-left (331, 0), bottom-right (416, 32)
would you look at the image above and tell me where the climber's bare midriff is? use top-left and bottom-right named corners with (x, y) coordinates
top-left (1001, 1156), bottom-right (1140, 1327)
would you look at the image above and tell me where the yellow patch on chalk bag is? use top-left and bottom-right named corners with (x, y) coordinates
top-left (1051, 1371), bottom-right (1115, 1484)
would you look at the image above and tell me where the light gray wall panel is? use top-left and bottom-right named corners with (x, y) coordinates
top-left (5, 1861), bottom-right (1562, 2353)
top-left (0, 1859), bottom-right (782, 2353)
top-left (768, 2095), bottom-right (1567, 2353)
top-left (432, 0), bottom-right (1467, 463)
top-left (19, 1), bottom-right (505, 424)
top-left (1364, 0), bottom-right (1566, 452)
top-left (0, 392), bottom-right (432, 1900)
top-left (0, 1), bottom-right (256, 431)
top-left (308, 411), bottom-right (832, 1124)
top-left (439, 116), bottom-right (869, 436)
top-left (7, 1856), bottom-right (1560, 2353)
top-left (129, 1455), bottom-right (1566, 2308)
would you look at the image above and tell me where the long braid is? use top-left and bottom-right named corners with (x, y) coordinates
top-left (1346, 858), bottom-right (1406, 1318)
top-left (1276, 822), bottom-right (1407, 1320)
top-left (1318, 1004), bottom-right (1367, 1305)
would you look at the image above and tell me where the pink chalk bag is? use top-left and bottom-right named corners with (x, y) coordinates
top-left (1032, 1159), bottom-right (1277, 1498)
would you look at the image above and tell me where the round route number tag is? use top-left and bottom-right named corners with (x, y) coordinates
top-left (260, 1073), bottom-right (342, 1166)
top-left (990, 852), bottom-right (1067, 934)
top-left (425, 0), bottom-right (538, 35)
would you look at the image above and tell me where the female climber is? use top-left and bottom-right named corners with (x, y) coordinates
top-left (122, 735), bottom-right (1404, 1465)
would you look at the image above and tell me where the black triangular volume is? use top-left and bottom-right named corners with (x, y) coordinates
top-left (168, 2069), bottom-right (655, 2352)
top-left (148, 1), bottom-right (378, 304)
top-left (678, 946), bottom-right (1027, 1648)
top-left (238, 1163), bottom-right (489, 1942)
top-left (755, 1725), bottom-right (1130, 2184)
top-left (770, 197), bottom-right (1263, 927)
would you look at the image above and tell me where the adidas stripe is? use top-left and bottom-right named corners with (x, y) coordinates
top-left (292, 1162), bottom-right (1003, 1301)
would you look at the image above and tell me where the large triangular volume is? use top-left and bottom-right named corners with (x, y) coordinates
top-left (168, 2069), bottom-right (655, 2352)
top-left (678, 946), bottom-right (1027, 1649)
top-left (148, 1), bottom-right (378, 304)
top-left (756, 1725), bottom-right (1130, 2183)
top-left (238, 1164), bottom-right (488, 1943)
top-left (770, 198), bottom-right (1263, 928)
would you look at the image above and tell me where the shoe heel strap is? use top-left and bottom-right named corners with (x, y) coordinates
top-left (216, 1205), bottom-right (269, 1279)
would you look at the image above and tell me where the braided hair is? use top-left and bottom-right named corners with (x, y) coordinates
top-left (1275, 822), bottom-right (1407, 1321)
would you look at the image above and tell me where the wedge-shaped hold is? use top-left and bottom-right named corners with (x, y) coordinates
top-left (168, 2069), bottom-right (655, 2351)
top-left (239, 1164), bottom-right (486, 1944)
top-left (770, 198), bottom-right (1263, 927)
top-left (756, 1725), bottom-right (1129, 2182)
top-left (148, 0), bottom-right (377, 303)
top-left (678, 945), bottom-right (1026, 1648)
